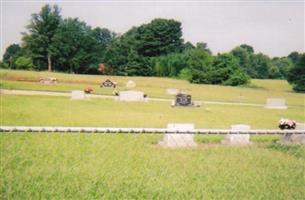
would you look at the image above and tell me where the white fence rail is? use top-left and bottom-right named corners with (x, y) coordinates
top-left (0, 126), bottom-right (304, 134)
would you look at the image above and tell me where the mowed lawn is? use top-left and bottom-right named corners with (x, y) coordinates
top-left (0, 133), bottom-right (304, 199)
top-left (1, 94), bottom-right (304, 128)
top-left (1, 69), bottom-right (305, 199)
top-left (1, 69), bottom-right (304, 106)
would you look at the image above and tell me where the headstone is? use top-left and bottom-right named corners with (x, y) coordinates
top-left (280, 123), bottom-right (305, 145)
top-left (173, 93), bottom-right (193, 106)
top-left (222, 124), bottom-right (251, 145)
top-left (166, 88), bottom-right (179, 95)
top-left (71, 90), bottom-right (85, 100)
top-left (39, 77), bottom-right (57, 84)
top-left (118, 91), bottom-right (144, 102)
top-left (158, 123), bottom-right (197, 148)
top-left (101, 79), bottom-right (116, 88)
top-left (126, 80), bottom-right (136, 89)
top-left (265, 98), bottom-right (287, 109)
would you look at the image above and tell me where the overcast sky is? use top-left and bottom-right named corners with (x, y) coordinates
top-left (1, 1), bottom-right (304, 58)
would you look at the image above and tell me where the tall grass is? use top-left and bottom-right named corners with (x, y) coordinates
top-left (1, 133), bottom-right (304, 199)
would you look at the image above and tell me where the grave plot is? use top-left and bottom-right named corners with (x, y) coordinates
top-left (39, 77), bottom-right (58, 84)
top-left (117, 91), bottom-right (146, 102)
top-left (222, 124), bottom-right (252, 145)
top-left (166, 88), bottom-right (179, 95)
top-left (171, 93), bottom-right (200, 107)
top-left (158, 123), bottom-right (198, 148)
top-left (101, 79), bottom-right (116, 88)
top-left (280, 123), bottom-right (305, 145)
top-left (265, 98), bottom-right (287, 109)
top-left (71, 90), bottom-right (86, 100)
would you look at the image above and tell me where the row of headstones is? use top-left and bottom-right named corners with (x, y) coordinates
top-left (158, 123), bottom-right (305, 148)
top-left (72, 89), bottom-right (288, 109)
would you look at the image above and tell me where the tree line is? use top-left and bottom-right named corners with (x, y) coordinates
top-left (1, 4), bottom-right (304, 90)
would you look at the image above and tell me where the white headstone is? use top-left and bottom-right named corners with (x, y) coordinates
top-left (126, 80), bottom-right (136, 89)
top-left (222, 124), bottom-right (251, 145)
top-left (158, 123), bottom-right (197, 148)
top-left (166, 88), bottom-right (179, 95)
top-left (265, 98), bottom-right (287, 109)
top-left (118, 91), bottom-right (144, 102)
top-left (71, 90), bottom-right (85, 100)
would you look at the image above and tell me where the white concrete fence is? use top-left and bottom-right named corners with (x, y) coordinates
top-left (0, 126), bottom-right (304, 134)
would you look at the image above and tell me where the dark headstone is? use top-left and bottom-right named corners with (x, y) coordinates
top-left (175, 93), bottom-right (192, 106)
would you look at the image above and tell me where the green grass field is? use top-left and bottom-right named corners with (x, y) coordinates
top-left (1, 69), bottom-right (305, 199)
top-left (1, 133), bottom-right (304, 199)
top-left (1, 95), bottom-right (304, 128)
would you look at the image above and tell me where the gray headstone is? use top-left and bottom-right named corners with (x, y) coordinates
top-left (222, 124), bottom-right (251, 145)
top-left (265, 98), bottom-right (287, 109)
top-left (280, 123), bottom-right (305, 145)
top-left (118, 91), bottom-right (145, 102)
top-left (280, 133), bottom-right (305, 145)
top-left (71, 90), bottom-right (85, 100)
top-left (158, 123), bottom-right (197, 148)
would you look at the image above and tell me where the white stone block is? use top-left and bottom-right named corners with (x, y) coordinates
top-left (166, 88), bottom-right (179, 95)
top-left (159, 123), bottom-right (197, 148)
top-left (118, 91), bottom-right (144, 102)
top-left (265, 98), bottom-right (287, 109)
top-left (222, 124), bottom-right (251, 145)
top-left (71, 90), bottom-right (85, 100)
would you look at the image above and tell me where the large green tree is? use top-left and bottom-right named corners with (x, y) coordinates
top-left (51, 18), bottom-right (101, 73)
top-left (133, 18), bottom-right (184, 57)
top-left (22, 4), bottom-right (61, 71)
top-left (287, 53), bottom-right (305, 92)
top-left (2, 44), bottom-right (21, 68)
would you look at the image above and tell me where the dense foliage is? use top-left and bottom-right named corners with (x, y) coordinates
top-left (287, 53), bottom-right (305, 92)
top-left (1, 4), bottom-right (303, 88)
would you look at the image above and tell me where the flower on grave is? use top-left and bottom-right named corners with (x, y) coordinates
top-left (84, 87), bottom-right (93, 94)
top-left (278, 118), bottom-right (296, 130)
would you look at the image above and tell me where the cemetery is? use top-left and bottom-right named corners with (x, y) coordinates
top-left (1, 69), bottom-right (305, 199)
top-left (1, 2), bottom-right (304, 198)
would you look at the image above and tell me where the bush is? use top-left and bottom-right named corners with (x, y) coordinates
top-left (224, 70), bottom-right (250, 86)
top-left (14, 56), bottom-right (33, 70)
top-left (178, 68), bottom-right (192, 81)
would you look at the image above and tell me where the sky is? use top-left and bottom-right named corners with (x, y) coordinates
top-left (1, 0), bottom-right (304, 58)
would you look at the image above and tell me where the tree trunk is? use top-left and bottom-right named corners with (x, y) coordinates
top-left (47, 53), bottom-right (52, 72)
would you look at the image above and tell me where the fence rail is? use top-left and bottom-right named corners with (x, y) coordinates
top-left (0, 126), bottom-right (304, 134)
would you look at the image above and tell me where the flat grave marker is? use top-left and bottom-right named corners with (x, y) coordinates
top-left (265, 98), bottom-right (287, 109)
top-left (118, 91), bottom-right (145, 102)
top-left (71, 90), bottom-right (86, 100)
top-left (166, 88), bottom-right (179, 95)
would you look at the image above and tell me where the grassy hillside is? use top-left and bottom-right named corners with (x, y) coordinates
top-left (1, 69), bottom-right (304, 106)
